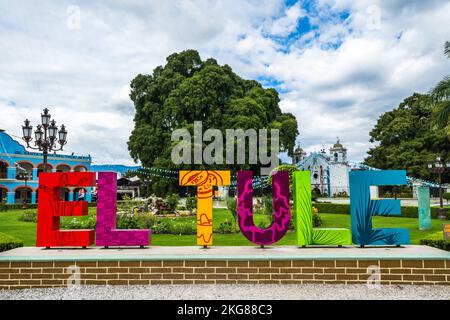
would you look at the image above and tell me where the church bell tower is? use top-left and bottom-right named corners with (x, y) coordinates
top-left (329, 138), bottom-right (347, 164)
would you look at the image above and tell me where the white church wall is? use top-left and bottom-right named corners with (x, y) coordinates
top-left (329, 164), bottom-right (350, 196)
top-left (295, 139), bottom-right (351, 198)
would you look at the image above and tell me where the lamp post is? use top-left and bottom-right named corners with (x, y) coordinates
top-left (21, 108), bottom-right (67, 173)
top-left (16, 171), bottom-right (29, 209)
top-left (428, 156), bottom-right (450, 220)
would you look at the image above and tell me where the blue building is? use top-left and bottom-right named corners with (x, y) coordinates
top-left (0, 129), bottom-right (92, 204)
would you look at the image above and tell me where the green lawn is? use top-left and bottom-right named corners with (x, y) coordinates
top-left (158, 208), bottom-right (272, 228)
top-left (0, 208), bottom-right (446, 246)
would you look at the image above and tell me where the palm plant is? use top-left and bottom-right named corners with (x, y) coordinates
top-left (430, 41), bottom-right (450, 133)
top-left (445, 41), bottom-right (450, 59)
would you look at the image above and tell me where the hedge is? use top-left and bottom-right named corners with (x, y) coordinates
top-left (314, 202), bottom-right (450, 219)
top-left (0, 232), bottom-right (24, 252)
top-left (420, 239), bottom-right (450, 251)
top-left (0, 204), bottom-right (38, 211)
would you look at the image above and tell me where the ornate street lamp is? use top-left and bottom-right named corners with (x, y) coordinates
top-left (16, 170), bottom-right (30, 209)
top-left (21, 108), bottom-right (67, 173)
top-left (427, 156), bottom-right (450, 220)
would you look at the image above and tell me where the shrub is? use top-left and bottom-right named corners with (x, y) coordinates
top-left (311, 189), bottom-right (322, 202)
top-left (398, 191), bottom-right (413, 198)
top-left (404, 205), bottom-right (449, 219)
top-left (226, 197), bottom-right (238, 224)
top-left (122, 194), bottom-right (132, 202)
top-left (420, 239), bottom-right (450, 251)
top-left (289, 218), bottom-right (294, 230)
top-left (314, 203), bottom-right (450, 219)
top-left (1, 203), bottom-right (38, 211)
top-left (314, 203), bottom-right (349, 215)
top-left (117, 196), bottom-right (144, 215)
top-left (1, 203), bottom-right (98, 212)
top-left (179, 211), bottom-right (191, 217)
top-left (288, 206), bottom-right (321, 228)
top-left (151, 220), bottom-right (170, 234)
top-left (312, 211), bottom-right (322, 227)
top-left (444, 193), bottom-right (450, 204)
top-left (137, 213), bottom-right (158, 229)
top-left (215, 220), bottom-right (235, 234)
top-left (106, 213), bottom-right (198, 235)
top-left (61, 216), bottom-right (97, 229)
top-left (0, 232), bottom-right (24, 252)
top-left (165, 194), bottom-right (179, 212)
top-left (116, 214), bottom-right (139, 229)
top-left (185, 196), bottom-right (197, 213)
top-left (18, 210), bottom-right (37, 223)
top-left (262, 195), bottom-right (273, 215)
top-left (169, 222), bottom-right (197, 235)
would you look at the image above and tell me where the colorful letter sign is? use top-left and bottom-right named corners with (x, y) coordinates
top-left (179, 171), bottom-right (230, 246)
top-left (33, 169), bottom-right (416, 249)
top-left (36, 172), bottom-right (96, 248)
top-left (96, 172), bottom-right (150, 247)
top-left (417, 186), bottom-right (432, 231)
top-left (293, 171), bottom-right (351, 246)
top-left (349, 170), bottom-right (410, 246)
top-left (237, 171), bottom-right (290, 245)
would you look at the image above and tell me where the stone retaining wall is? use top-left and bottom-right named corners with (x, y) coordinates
top-left (0, 259), bottom-right (449, 289)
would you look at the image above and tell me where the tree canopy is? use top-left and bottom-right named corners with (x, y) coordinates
top-left (364, 93), bottom-right (450, 181)
top-left (128, 49), bottom-right (298, 169)
top-left (127, 50), bottom-right (298, 195)
top-left (429, 41), bottom-right (450, 135)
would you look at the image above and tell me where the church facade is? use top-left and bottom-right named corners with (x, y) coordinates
top-left (0, 129), bottom-right (92, 204)
top-left (292, 139), bottom-right (350, 197)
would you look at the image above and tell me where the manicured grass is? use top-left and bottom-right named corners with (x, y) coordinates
top-left (158, 208), bottom-right (271, 229)
top-left (0, 232), bottom-right (24, 252)
top-left (320, 213), bottom-right (446, 245)
top-left (0, 208), bottom-right (446, 246)
top-left (151, 232), bottom-right (298, 246)
top-left (0, 208), bottom-right (97, 247)
top-left (0, 210), bottom-right (37, 246)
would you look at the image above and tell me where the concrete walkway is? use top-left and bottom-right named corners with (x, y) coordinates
top-left (0, 284), bottom-right (448, 300)
top-left (1, 245), bottom-right (449, 261)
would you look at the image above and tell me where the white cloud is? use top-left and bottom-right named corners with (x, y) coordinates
top-left (268, 0), bottom-right (450, 161)
top-left (267, 2), bottom-right (305, 36)
top-left (0, 0), bottom-right (449, 165)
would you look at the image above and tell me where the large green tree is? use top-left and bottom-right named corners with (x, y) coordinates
top-left (364, 93), bottom-right (450, 181)
top-left (128, 50), bottom-right (298, 194)
top-left (430, 41), bottom-right (450, 135)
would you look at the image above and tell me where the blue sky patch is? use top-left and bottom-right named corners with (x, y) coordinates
top-left (264, 0), bottom-right (350, 53)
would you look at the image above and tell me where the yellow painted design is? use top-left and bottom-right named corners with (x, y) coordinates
top-left (179, 171), bottom-right (230, 246)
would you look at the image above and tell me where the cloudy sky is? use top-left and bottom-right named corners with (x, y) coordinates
top-left (1, 0), bottom-right (449, 166)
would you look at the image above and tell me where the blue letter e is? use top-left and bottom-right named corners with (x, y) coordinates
top-left (349, 170), bottom-right (410, 246)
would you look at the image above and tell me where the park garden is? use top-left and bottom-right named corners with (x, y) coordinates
top-left (1, 46), bottom-right (450, 252)
top-left (0, 192), bottom-right (448, 251)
